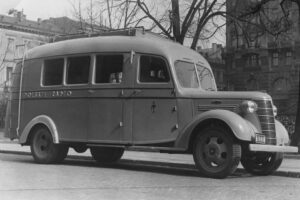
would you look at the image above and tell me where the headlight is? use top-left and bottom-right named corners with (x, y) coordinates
top-left (241, 100), bottom-right (258, 114)
top-left (273, 105), bottom-right (277, 117)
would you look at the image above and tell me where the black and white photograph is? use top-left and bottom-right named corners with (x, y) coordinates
top-left (0, 0), bottom-right (300, 199)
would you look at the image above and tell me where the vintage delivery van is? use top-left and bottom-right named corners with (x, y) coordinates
top-left (5, 29), bottom-right (298, 178)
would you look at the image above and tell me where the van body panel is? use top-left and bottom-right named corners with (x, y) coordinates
top-left (132, 94), bottom-right (178, 144)
top-left (88, 98), bottom-right (124, 142)
top-left (5, 62), bottom-right (22, 139)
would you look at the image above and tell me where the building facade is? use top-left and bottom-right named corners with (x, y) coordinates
top-left (0, 10), bottom-right (106, 91)
top-left (0, 11), bottom-right (62, 91)
top-left (226, 0), bottom-right (300, 115)
top-left (197, 43), bottom-right (227, 90)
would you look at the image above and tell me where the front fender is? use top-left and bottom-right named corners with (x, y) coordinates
top-left (275, 119), bottom-right (290, 145)
top-left (19, 115), bottom-right (59, 144)
top-left (175, 110), bottom-right (257, 150)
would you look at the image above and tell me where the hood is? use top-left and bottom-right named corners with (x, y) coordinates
top-left (177, 89), bottom-right (272, 101)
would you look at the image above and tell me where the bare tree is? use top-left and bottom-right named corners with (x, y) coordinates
top-left (70, 0), bottom-right (152, 30)
top-left (69, 0), bottom-right (85, 31)
top-left (227, 0), bottom-right (297, 49)
top-left (97, 0), bottom-right (156, 29)
top-left (137, 0), bottom-right (227, 49)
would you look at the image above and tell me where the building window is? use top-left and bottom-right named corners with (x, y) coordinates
top-left (286, 51), bottom-right (292, 65)
top-left (250, 54), bottom-right (258, 66)
top-left (246, 78), bottom-right (259, 91)
top-left (43, 58), bottom-right (64, 86)
top-left (219, 71), bottom-right (224, 83)
top-left (139, 55), bottom-right (170, 83)
top-left (273, 78), bottom-right (291, 93)
top-left (7, 37), bottom-right (15, 53)
top-left (16, 45), bottom-right (25, 60)
top-left (6, 67), bottom-right (13, 87)
top-left (95, 55), bottom-right (124, 84)
top-left (216, 71), bottom-right (224, 83)
top-left (272, 52), bottom-right (279, 66)
top-left (245, 54), bottom-right (259, 67)
top-left (66, 56), bottom-right (91, 84)
top-left (23, 39), bottom-right (29, 49)
top-left (232, 61), bottom-right (236, 69)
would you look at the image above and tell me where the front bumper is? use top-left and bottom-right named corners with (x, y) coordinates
top-left (249, 144), bottom-right (298, 153)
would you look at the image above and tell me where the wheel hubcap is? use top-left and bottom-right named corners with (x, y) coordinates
top-left (35, 131), bottom-right (51, 156)
top-left (202, 137), bottom-right (228, 167)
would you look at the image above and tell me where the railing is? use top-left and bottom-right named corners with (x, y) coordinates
top-left (51, 27), bottom-right (147, 42)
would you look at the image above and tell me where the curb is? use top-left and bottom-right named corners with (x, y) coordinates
top-left (1, 149), bottom-right (300, 179)
top-left (0, 149), bottom-right (93, 161)
top-left (284, 154), bottom-right (300, 160)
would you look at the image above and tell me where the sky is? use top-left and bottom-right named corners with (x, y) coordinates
top-left (0, 0), bottom-right (71, 20)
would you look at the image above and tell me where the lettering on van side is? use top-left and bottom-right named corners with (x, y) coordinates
top-left (23, 90), bottom-right (72, 98)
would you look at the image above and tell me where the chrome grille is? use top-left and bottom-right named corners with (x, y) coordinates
top-left (256, 100), bottom-right (276, 145)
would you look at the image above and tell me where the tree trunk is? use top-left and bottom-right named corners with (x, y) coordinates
top-left (171, 0), bottom-right (181, 42)
top-left (106, 0), bottom-right (112, 29)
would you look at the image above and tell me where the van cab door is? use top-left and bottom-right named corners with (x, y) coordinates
top-left (88, 54), bottom-right (131, 143)
top-left (131, 54), bottom-right (178, 145)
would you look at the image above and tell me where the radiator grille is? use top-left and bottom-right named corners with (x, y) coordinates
top-left (256, 100), bottom-right (276, 145)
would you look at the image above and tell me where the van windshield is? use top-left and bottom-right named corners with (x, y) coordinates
top-left (174, 60), bottom-right (216, 91)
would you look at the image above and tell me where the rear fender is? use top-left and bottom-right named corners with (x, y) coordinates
top-left (19, 115), bottom-right (59, 144)
top-left (175, 110), bottom-right (257, 150)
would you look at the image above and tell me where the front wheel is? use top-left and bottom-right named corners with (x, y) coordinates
top-left (241, 152), bottom-right (283, 175)
top-left (30, 126), bottom-right (69, 164)
top-left (193, 127), bottom-right (241, 179)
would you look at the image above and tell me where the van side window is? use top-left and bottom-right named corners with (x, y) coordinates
top-left (43, 58), bottom-right (64, 86)
top-left (139, 56), bottom-right (170, 83)
top-left (66, 56), bottom-right (90, 84)
top-left (95, 55), bottom-right (123, 84)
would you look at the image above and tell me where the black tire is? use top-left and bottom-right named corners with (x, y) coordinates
top-left (30, 126), bottom-right (69, 164)
top-left (90, 147), bottom-right (124, 163)
top-left (73, 145), bottom-right (88, 153)
top-left (241, 152), bottom-right (283, 175)
top-left (193, 127), bottom-right (241, 179)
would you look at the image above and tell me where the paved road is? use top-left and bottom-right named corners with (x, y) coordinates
top-left (1, 151), bottom-right (300, 200)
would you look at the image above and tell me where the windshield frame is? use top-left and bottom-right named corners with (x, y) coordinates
top-left (174, 60), bottom-right (217, 91)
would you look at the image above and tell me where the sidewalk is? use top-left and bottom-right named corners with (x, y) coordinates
top-left (1, 132), bottom-right (300, 178)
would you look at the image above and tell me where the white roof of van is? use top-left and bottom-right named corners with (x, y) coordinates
top-left (26, 32), bottom-right (209, 66)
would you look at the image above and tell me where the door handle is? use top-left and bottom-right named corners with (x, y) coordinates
top-left (130, 89), bottom-right (142, 97)
top-left (151, 101), bottom-right (157, 113)
top-left (88, 89), bottom-right (95, 94)
top-left (211, 100), bottom-right (222, 105)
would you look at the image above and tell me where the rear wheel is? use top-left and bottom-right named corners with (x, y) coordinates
top-left (30, 126), bottom-right (69, 164)
top-left (241, 152), bottom-right (283, 175)
top-left (193, 127), bottom-right (241, 179)
top-left (90, 147), bottom-right (124, 163)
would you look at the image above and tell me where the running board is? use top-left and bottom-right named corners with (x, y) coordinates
top-left (87, 144), bottom-right (185, 152)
